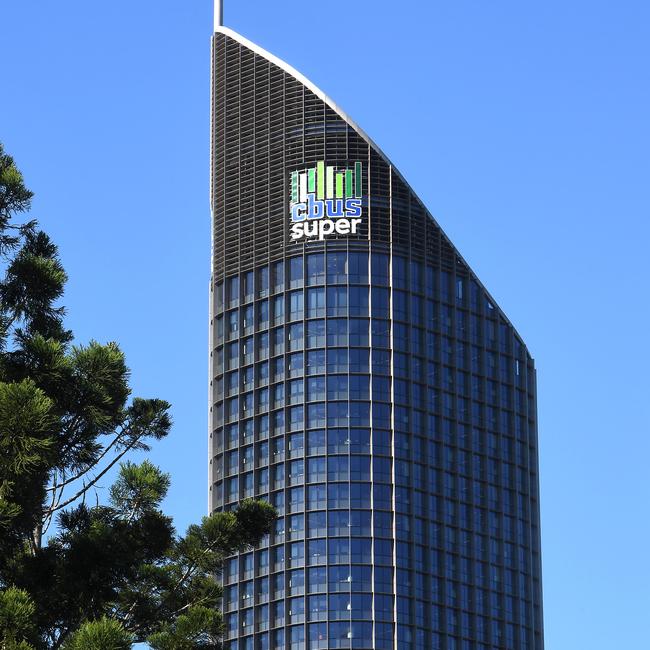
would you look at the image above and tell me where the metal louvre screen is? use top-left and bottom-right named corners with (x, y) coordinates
top-left (211, 32), bottom-right (470, 284)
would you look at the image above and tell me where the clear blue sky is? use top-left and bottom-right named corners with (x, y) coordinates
top-left (1, 1), bottom-right (649, 647)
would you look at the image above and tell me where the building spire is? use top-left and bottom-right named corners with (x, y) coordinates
top-left (214, 0), bottom-right (223, 29)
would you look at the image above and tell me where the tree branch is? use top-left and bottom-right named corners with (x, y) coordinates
top-left (42, 438), bottom-right (139, 518)
top-left (45, 426), bottom-right (127, 493)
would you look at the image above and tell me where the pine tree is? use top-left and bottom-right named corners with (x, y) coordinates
top-left (0, 144), bottom-right (276, 648)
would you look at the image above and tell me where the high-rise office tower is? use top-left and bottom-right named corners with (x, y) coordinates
top-left (209, 9), bottom-right (544, 650)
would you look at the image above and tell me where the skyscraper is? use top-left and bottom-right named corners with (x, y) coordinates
top-left (209, 11), bottom-right (544, 650)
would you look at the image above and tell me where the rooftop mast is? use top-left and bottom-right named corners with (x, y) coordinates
top-left (214, 0), bottom-right (223, 29)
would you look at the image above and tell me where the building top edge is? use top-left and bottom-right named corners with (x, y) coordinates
top-left (213, 26), bottom-right (533, 358)
top-left (214, 27), bottom-right (387, 167)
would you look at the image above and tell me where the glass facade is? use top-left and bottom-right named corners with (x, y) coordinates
top-left (210, 28), bottom-right (544, 650)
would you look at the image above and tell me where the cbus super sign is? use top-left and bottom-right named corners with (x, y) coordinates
top-left (289, 161), bottom-right (363, 241)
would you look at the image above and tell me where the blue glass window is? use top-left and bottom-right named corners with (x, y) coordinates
top-left (371, 288), bottom-right (390, 318)
top-left (289, 257), bottom-right (304, 289)
top-left (348, 252), bottom-right (368, 284)
top-left (327, 287), bottom-right (348, 317)
top-left (306, 253), bottom-right (325, 285)
top-left (327, 252), bottom-right (347, 284)
top-left (327, 319), bottom-right (348, 346)
top-left (308, 566), bottom-right (327, 592)
top-left (306, 320), bottom-right (325, 347)
top-left (371, 253), bottom-right (389, 285)
top-left (349, 287), bottom-right (369, 317)
top-left (307, 287), bottom-right (325, 318)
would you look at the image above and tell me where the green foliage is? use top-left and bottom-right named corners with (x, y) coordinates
top-left (0, 144), bottom-right (34, 256)
top-left (110, 460), bottom-right (171, 521)
top-left (63, 617), bottom-right (132, 650)
top-left (147, 606), bottom-right (222, 650)
top-left (0, 142), bottom-right (276, 649)
top-left (0, 379), bottom-right (54, 549)
top-left (0, 587), bottom-right (37, 649)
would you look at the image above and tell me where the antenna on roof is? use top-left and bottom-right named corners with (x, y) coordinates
top-left (215, 0), bottom-right (223, 29)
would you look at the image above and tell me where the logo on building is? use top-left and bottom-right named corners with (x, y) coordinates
top-left (289, 161), bottom-right (363, 241)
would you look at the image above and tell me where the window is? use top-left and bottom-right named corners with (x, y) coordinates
top-left (351, 538), bottom-right (372, 564)
top-left (257, 362), bottom-right (269, 386)
top-left (349, 319), bottom-right (369, 346)
top-left (288, 380), bottom-right (304, 405)
top-left (289, 596), bottom-right (305, 623)
top-left (288, 323), bottom-right (304, 351)
top-left (371, 318), bottom-right (390, 347)
top-left (288, 406), bottom-right (304, 432)
top-left (242, 304), bottom-right (254, 333)
top-left (272, 261), bottom-right (284, 293)
top-left (307, 539), bottom-right (326, 565)
top-left (328, 483), bottom-right (349, 509)
top-left (327, 287), bottom-right (347, 317)
top-left (307, 376), bottom-right (326, 401)
top-left (307, 403), bottom-right (326, 428)
top-left (273, 598), bottom-right (285, 625)
top-left (289, 459), bottom-right (304, 485)
top-left (306, 429), bottom-right (326, 455)
top-left (288, 353), bottom-right (304, 378)
top-left (307, 480), bottom-right (327, 510)
top-left (350, 510), bottom-right (372, 536)
top-left (306, 320), bottom-right (325, 347)
top-left (350, 455), bottom-right (371, 480)
top-left (350, 402), bottom-right (370, 426)
top-left (327, 252), bottom-right (347, 284)
top-left (328, 456), bottom-right (349, 481)
top-left (308, 622), bottom-right (328, 649)
top-left (257, 266), bottom-right (269, 298)
top-left (329, 593), bottom-right (351, 619)
top-left (306, 351), bottom-right (325, 375)
top-left (272, 295), bottom-right (284, 326)
top-left (348, 252), bottom-right (368, 284)
top-left (329, 622), bottom-right (351, 649)
top-left (306, 253), bottom-right (325, 285)
top-left (327, 375), bottom-right (348, 400)
top-left (308, 594), bottom-right (327, 621)
top-left (348, 286), bottom-right (368, 317)
top-left (308, 565), bottom-right (327, 592)
top-left (352, 565), bottom-right (373, 592)
top-left (328, 429), bottom-right (349, 454)
top-left (288, 432), bottom-right (304, 457)
top-left (372, 349), bottom-right (390, 375)
top-left (307, 287), bottom-right (325, 318)
top-left (258, 300), bottom-right (270, 330)
top-left (352, 594), bottom-right (373, 620)
top-left (307, 512), bottom-right (326, 537)
top-left (327, 349), bottom-right (348, 373)
top-left (307, 458), bottom-right (326, 483)
top-left (289, 257), bottom-right (304, 289)
top-left (393, 257), bottom-right (407, 289)
top-left (371, 253), bottom-right (389, 285)
top-left (226, 276), bottom-right (239, 308)
top-left (289, 291), bottom-right (304, 321)
top-left (393, 290), bottom-right (408, 321)
top-left (328, 566), bottom-right (351, 592)
top-left (327, 319), bottom-right (348, 347)
top-left (350, 483), bottom-right (371, 508)
top-left (350, 428), bottom-right (370, 453)
top-left (242, 367), bottom-right (254, 391)
top-left (349, 349), bottom-right (369, 373)
top-left (289, 569), bottom-right (305, 595)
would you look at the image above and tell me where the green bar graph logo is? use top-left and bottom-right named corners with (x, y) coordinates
top-left (289, 161), bottom-right (364, 242)
top-left (290, 161), bottom-right (362, 208)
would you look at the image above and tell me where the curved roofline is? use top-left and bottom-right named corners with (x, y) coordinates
top-left (213, 27), bottom-right (529, 348)
top-left (215, 26), bottom-right (392, 172)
